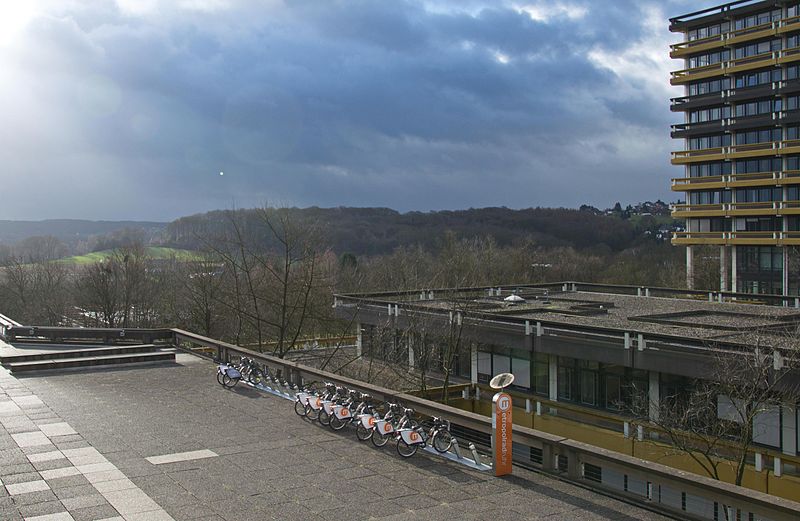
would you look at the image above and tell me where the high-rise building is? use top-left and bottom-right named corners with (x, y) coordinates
top-left (670, 0), bottom-right (800, 295)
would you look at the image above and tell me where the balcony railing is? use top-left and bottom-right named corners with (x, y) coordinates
top-left (672, 170), bottom-right (800, 190)
top-left (671, 200), bottom-right (800, 217)
top-left (670, 34), bottom-right (726, 58)
top-left (672, 146), bottom-right (726, 162)
top-left (672, 141), bottom-right (800, 164)
top-left (671, 63), bottom-right (726, 84)
top-left (670, 15), bottom-right (800, 58)
top-left (672, 230), bottom-right (800, 245)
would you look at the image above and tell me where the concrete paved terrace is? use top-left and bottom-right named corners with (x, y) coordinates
top-left (0, 350), bottom-right (672, 521)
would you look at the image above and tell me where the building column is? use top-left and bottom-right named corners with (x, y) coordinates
top-left (355, 323), bottom-right (362, 357)
top-left (782, 405), bottom-right (797, 456)
top-left (548, 355), bottom-right (558, 402)
top-left (686, 245), bottom-right (694, 290)
top-left (648, 371), bottom-right (660, 422)
top-left (720, 246), bottom-right (728, 292)
top-left (470, 342), bottom-right (478, 385)
top-left (731, 246), bottom-right (738, 293)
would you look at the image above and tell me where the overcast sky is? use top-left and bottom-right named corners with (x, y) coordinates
top-left (0, 0), bottom-right (706, 221)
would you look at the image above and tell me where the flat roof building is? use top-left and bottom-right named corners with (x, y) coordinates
top-left (670, 0), bottom-right (800, 295)
top-left (334, 282), bottom-right (800, 504)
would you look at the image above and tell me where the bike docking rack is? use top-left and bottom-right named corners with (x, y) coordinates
top-left (199, 334), bottom-right (493, 471)
top-left (292, 385), bottom-right (493, 470)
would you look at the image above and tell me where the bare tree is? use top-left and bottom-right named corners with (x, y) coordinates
top-left (201, 206), bottom-right (331, 357)
top-left (76, 260), bottom-right (120, 327)
top-left (73, 242), bottom-right (154, 328)
top-left (0, 257), bottom-right (71, 325)
top-left (633, 334), bottom-right (800, 490)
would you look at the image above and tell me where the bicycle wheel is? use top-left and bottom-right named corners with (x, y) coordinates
top-left (432, 430), bottom-right (453, 453)
top-left (248, 370), bottom-right (262, 386)
top-left (305, 403), bottom-right (320, 421)
top-left (224, 376), bottom-right (239, 388)
top-left (371, 430), bottom-right (390, 447)
top-left (396, 439), bottom-right (418, 458)
top-left (318, 409), bottom-right (331, 426)
top-left (356, 423), bottom-right (372, 441)
top-left (330, 414), bottom-right (346, 431)
top-left (216, 372), bottom-right (225, 386)
top-left (294, 400), bottom-right (307, 417)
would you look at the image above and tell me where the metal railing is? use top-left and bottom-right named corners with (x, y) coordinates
top-left (4, 325), bottom-right (173, 344)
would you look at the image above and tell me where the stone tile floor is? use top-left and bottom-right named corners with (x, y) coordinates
top-left (0, 353), bottom-right (673, 520)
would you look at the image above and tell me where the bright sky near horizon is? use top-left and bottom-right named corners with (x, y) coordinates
top-left (0, 0), bottom-right (706, 220)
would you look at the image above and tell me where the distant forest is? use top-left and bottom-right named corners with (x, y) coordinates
top-left (163, 206), bottom-right (675, 257)
top-left (0, 204), bottom-right (692, 346)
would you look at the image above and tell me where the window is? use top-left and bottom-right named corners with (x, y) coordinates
top-left (690, 190), bottom-right (731, 204)
top-left (477, 350), bottom-right (491, 384)
top-left (733, 10), bottom-right (781, 31)
top-left (688, 78), bottom-right (731, 96)
top-left (492, 349), bottom-right (510, 377)
top-left (688, 21), bottom-right (729, 41)
top-left (734, 39), bottom-right (780, 60)
top-left (735, 99), bottom-right (780, 117)
top-left (511, 349), bottom-right (530, 390)
top-left (735, 216), bottom-right (781, 231)
top-left (735, 187), bottom-right (781, 203)
top-left (735, 128), bottom-right (781, 145)
top-left (695, 218), bottom-right (731, 232)
top-left (738, 246), bottom-right (783, 270)
top-left (533, 352), bottom-right (549, 396)
top-left (557, 357), bottom-right (575, 401)
top-left (579, 361), bottom-right (599, 406)
top-left (738, 248), bottom-right (783, 293)
top-left (690, 106), bottom-right (730, 123)
top-left (735, 157), bottom-right (780, 174)
top-left (735, 69), bottom-right (780, 88)
top-left (689, 134), bottom-right (730, 150)
top-left (753, 407), bottom-right (781, 448)
top-left (689, 50), bottom-right (730, 69)
top-left (603, 366), bottom-right (626, 411)
top-left (689, 162), bottom-right (731, 177)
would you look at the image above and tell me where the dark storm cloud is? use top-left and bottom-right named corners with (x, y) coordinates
top-left (0, 0), bottom-right (704, 220)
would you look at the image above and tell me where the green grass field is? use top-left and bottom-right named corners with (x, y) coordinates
top-left (60, 247), bottom-right (203, 265)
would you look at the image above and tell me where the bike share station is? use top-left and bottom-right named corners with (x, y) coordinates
top-left (490, 373), bottom-right (514, 477)
top-left (215, 358), bottom-right (518, 473)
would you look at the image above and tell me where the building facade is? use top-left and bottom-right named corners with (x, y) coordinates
top-left (670, 0), bottom-right (800, 294)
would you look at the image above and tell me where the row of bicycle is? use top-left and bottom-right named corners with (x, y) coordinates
top-left (214, 357), bottom-right (458, 459)
top-left (293, 382), bottom-right (456, 458)
top-left (215, 356), bottom-right (277, 388)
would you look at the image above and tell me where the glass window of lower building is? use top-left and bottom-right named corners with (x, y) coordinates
top-left (476, 345), bottom-right (547, 395)
top-left (737, 246), bottom-right (783, 294)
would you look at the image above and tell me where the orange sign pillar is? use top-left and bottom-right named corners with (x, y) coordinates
top-left (492, 391), bottom-right (512, 476)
